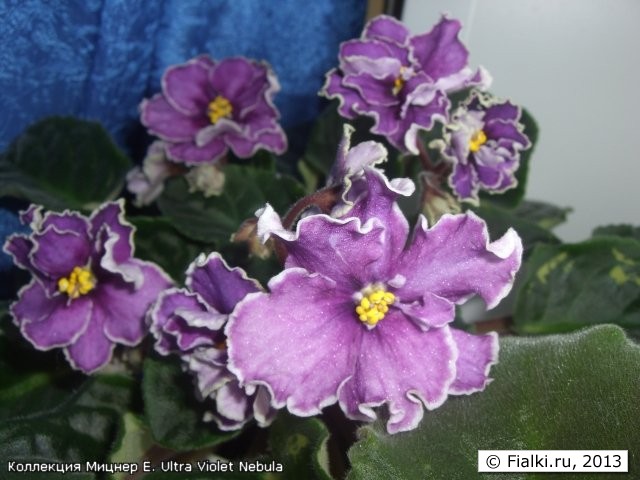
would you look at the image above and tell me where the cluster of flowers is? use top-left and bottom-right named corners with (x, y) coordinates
top-left (3, 15), bottom-right (527, 434)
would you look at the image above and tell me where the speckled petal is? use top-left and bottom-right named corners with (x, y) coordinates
top-left (449, 329), bottom-right (499, 395)
top-left (338, 317), bottom-right (457, 434)
top-left (397, 212), bottom-right (522, 309)
top-left (227, 268), bottom-right (360, 416)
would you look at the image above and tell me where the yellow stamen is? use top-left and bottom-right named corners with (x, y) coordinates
top-left (207, 95), bottom-right (233, 124)
top-left (355, 285), bottom-right (396, 328)
top-left (57, 266), bottom-right (95, 299)
top-left (469, 130), bottom-right (487, 153)
top-left (392, 67), bottom-right (408, 96)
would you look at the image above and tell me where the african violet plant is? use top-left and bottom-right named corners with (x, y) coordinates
top-left (1, 14), bottom-right (639, 479)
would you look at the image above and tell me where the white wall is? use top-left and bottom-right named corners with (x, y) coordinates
top-left (403, 0), bottom-right (640, 242)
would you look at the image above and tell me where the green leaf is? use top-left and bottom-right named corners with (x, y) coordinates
top-left (142, 469), bottom-right (264, 480)
top-left (0, 117), bottom-right (131, 210)
top-left (0, 375), bottom-right (132, 467)
top-left (510, 200), bottom-right (572, 230)
top-left (130, 216), bottom-right (213, 283)
top-left (514, 236), bottom-right (640, 333)
top-left (479, 107), bottom-right (538, 208)
top-left (347, 325), bottom-right (640, 480)
top-left (157, 164), bottom-right (304, 244)
top-left (592, 224), bottom-right (640, 242)
top-left (110, 413), bottom-right (154, 480)
top-left (268, 412), bottom-right (332, 480)
top-left (473, 201), bottom-right (561, 258)
top-left (142, 356), bottom-right (237, 451)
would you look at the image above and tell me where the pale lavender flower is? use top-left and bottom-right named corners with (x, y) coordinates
top-left (140, 55), bottom-right (287, 165)
top-left (149, 253), bottom-right (274, 430)
top-left (227, 169), bottom-right (522, 434)
top-left (321, 15), bottom-right (490, 154)
top-left (432, 90), bottom-right (531, 204)
top-left (126, 140), bottom-right (176, 207)
top-left (3, 201), bottom-right (172, 373)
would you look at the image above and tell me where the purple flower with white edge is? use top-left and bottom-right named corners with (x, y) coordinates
top-left (227, 170), bottom-right (522, 434)
top-left (141, 55), bottom-right (287, 165)
top-left (149, 252), bottom-right (275, 430)
top-left (3, 201), bottom-right (172, 373)
top-left (431, 90), bottom-right (531, 204)
top-left (321, 15), bottom-right (491, 154)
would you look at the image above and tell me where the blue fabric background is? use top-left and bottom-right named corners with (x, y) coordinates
top-left (0, 0), bottom-right (366, 282)
top-left (0, 0), bottom-right (366, 156)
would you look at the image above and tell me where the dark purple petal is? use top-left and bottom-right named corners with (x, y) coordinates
top-left (163, 56), bottom-right (213, 116)
top-left (483, 100), bottom-right (520, 123)
top-left (31, 228), bottom-right (91, 279)
top-left (449, 329), bottom-right (498, 395)
top-left (149, 288), bottom-right (223, 355)
top-left (344, 73), bottom-right (398, 107)
top-left (227, 268), bottom-right (360, 416)
top-left (410, 17), bottom-right (468, 81)
top-left (100, 259), bottom-right (172, 345)
top-left (474, 149), bottom-right (504, 189)
top-left (42, 210), bottom-right (90, 235)
top-left (187, 348), bottom-right (232, 399)
top-left (397, 212), bottom-right (522, 309)
top-left (64, 312), bottom-right (114, 374)
top-left (363, 15), bottom-right (410, 45)
top-left (12, 281), bottom-right (91, 348)
top-left (210, 58), bottom-right (263, 103)
top-left (338, 318), bottom-right (456, 434)
top-left (225, 124), bottom-right (287, 158)
top-left (352, 102), bottom-right (400, 138)
top-left (4, 234), bottom-right (35, 272)
top-left (19, 204), bottom-right (42, 226)
top-left (320, 69), bottom-right (363, 119)
top-left (140, 94), bottom-right (206, 142)
top-left (90, 200), bottom-right (133, 264)
top-left (166, 138), bottom-right (229, 165)
top-left (449, 161), bottom-right (477, 201)
top-left (186, 253), bottom-right (261, 315)
top-left (484, 120), bottom-right (530, 148)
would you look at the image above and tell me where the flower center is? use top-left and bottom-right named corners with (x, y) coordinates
top-left (469, 130), bottom-right (487, 152)
top-left (355, 284), bottom-right (395, 328)
top-left (57, 266), bottom-right (95, 299)
top-left (207, 95), bottom-right (233, 124)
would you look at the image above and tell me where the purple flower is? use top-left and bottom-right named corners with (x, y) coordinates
top-left (140, 55), bottom-right (287, 165)
top-left (149, 253), bottom-right (275, 430)
top-left (227, 170), bottom-right (522, 434)
top-left (3, 201), bottom-right (172, 373)
top-left (320, 15), bottom-right (490, 154)
top-left (432, 90), bottom-right (531, 204)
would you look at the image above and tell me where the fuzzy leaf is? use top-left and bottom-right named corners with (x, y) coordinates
top-left (347, 325), bottom-right (640, 480)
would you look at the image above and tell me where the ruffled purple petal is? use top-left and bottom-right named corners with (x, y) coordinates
top-left (410, 17), bottom-right (468, 81)
top-left (484, 120), bottom-right (530, 149)
top-left (140, 94), bottom-right (206, 142)
top-left (227, 268), bottom-right (360, 416)
top-left (4, 234), bottom-right (36, 272)
top-left (449, 161), bottom-right (477, 202)
top-left (31, 227), bottom-right (91, 279)
top-left (163, 56), bottom-right (213, 116)
top-left (338, 318), bottom-right (457, 434)
top-left (395, 291), bottom-right (455, 330)
top-left (339, 39), bottom-right (404, 78)
top-left (320, 69), bottom-right (363, 119)
top-left (397, 212), bottom-right (522, 309)
top-left (214, 380), bottom-right (252, 428)
top-left (12, 281), bottom-right (92, 348)
top-left (188, 347), bottom-right (232, 398)
top-left (449, 329), bottom-right (499, 395)
top-left (225, 124), bottom-right (287, 158)
top-left (166, 139), bottom-right (228, 165)
top-left (344, 73), bottom-right (398, 107)
top-left (210, 57), bottom-right (263, 104)
top-left (363, 15), bottom-right (410, 45)
top-left (64, 312), bottom-right (114, 374)
top-left (90, 200), bottom-right (133, 264)
top-left (99, 259), bottom-right (172, 345)
top-left (186, 252), bottom-right (261, 314)
top-left (257, 207), bottom-right (386, 288)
